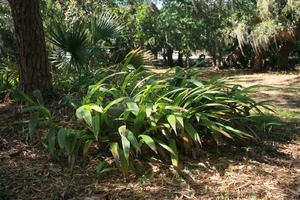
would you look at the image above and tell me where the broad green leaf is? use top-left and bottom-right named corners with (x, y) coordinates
top-left (167, 115), bottom-right (177, 134)
top-left (121, 71), bottom-right (135, 94)
top-left (216, 123), bottom-right (253, 138)
top-left (189, 79), bottom-right (203, 87)
top-left (104, 97), bottom-right (127, 112)
top-left (169, 139), bottom-right (179, 167)
top-left (165, 105), bottom-right (187, 112)
top-left (126, 101), bottom-right (139, 115)
top-left (92, 113), bottom-right (100, 139)
top-left (174, 89), bottom-right (189, 106)
top-left (28, 113), bottom-right (39, 138)
top-left (32, 90), bottom-right (44, 105)
top-left (126, 130), bottom-right (141, 151)
top-left (110, 142), bottom-right (120, 166)
top-left (156, 139), bottom-right (176, 156)
top-left (121, 135), bottom-right (130, 162)
top-left (184, 121), bottom-right (201, 144)
top-left (76, 106), bottom-right (92, 126)
top-left (145, 103), bottom-right (152, 117)
top-left (139, 135), bottom-right (157, 153)
top-left (118, 125), bottom-right (127, 136)
top-left (130, 74), bottom-right (155, 96)
top-left (90, 105), bottom-right (103, 113)
top-left (96, 161), bottom-right (114, 175)
top-left (134, 109), bottom-right (146, 132)
top-left (57, 129), bottom-right (68, 150)
top-left (176, 115), bottom-right (184, 128)
top-left (14, 89), bottom-right (36, 105)
top-left (47, 128), bottom-right (56, 154)
top-left (83, 72), bottom-right (126, 104)
top-left (83, 140), bottom-right (93, 156)
top-left (38, 107), bottom-right (52, 119)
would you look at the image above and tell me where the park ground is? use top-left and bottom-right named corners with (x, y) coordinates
top-left (0, 69), bottom-right (299, 200)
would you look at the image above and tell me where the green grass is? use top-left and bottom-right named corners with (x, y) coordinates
top-left (273, 108), bottom-right (300, 121)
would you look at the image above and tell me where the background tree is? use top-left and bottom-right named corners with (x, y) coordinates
top-left (232, 0), bottom-right (300, 71)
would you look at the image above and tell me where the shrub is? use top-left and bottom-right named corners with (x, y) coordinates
top-left (75, 64), bottom-right (271, 172)
top-left (17, 63), bottom-right (271, 174)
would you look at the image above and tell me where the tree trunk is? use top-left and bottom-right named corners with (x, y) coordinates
top-left (277, 41), bottom-right (294, 70)
top-left (166, 47), bottom-right (174, 67)
top-left (185, 55), bottom-right (190, 68)
top-left (212, 55), bottom-right (220, 70)
top-left (276, 21), bottom-right (300, 71)
top-left (8, 0), bottom-right (52, 95)
top-left (253, 51), bottom-right (263, 72)
top-left (162, 49), bottom-right (167, 65)
top-left (177, 52), bottom-right (183, 67)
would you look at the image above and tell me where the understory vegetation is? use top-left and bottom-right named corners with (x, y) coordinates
top-left (16, 63), bottom-right (272, 175)
top-left (0, 0), bottom-right (300, 199)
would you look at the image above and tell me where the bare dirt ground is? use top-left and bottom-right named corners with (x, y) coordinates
top-left (227, 73), bottom-right (300, 112)
top-left (0, 71), bottom-right (299, 200)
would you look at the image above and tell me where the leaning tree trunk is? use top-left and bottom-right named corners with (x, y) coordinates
top-left (8, 0), bottom-right (52, 95)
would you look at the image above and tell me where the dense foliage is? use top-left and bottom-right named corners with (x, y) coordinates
top-left (16, 62), bottom-right (272, 174)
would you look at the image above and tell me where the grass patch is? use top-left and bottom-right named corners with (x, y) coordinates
top-left (273, 108), bottom-right (300, 121)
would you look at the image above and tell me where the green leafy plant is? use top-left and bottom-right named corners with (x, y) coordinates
top-left (124, 48), bottom-right (155, 69)
top-left (15, 90), bottom-right (85, 170)
top-left (89, 12), bottom-right (123, 45)
top-left (0, 61), bottom-right (18, 97)
top-left (95, 161), bottom-right (114, 176)
top-left (57, 129), bottom-right (83, 170)
top-left (75, 60), bottom-right (272, 174)
top-left (49, 22), bottom-right (89, 72)
top-left (48, 12), bottom-right (122, 73)
top-left (14, 90), bottom-right (57, 154)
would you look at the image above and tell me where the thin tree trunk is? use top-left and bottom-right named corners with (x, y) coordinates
top-left (166, 47), bottom-right (174, 67)
top-left (177, 52), bottom-right (183, 67)
top-left (253, 51), bottom-right (263, 72)
top-left (185, 55), bottom-right (190, 68)
top-left (162, 49), bottom-right (167, 65)
top-left (8, 0), bottom-right (52, 95)
top-left (212, 55), bottom-right (220, 70)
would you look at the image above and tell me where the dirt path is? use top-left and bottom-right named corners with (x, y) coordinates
top-left (228, 73), bottom-right (300, 112)
top-left (0, 71), bottom-right (299, 200)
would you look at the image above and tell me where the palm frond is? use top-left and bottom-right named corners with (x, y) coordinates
top-left (49, 23), bottom-right (89, 72)
top-left (90, 12), bottom-right (123, 45)
top-left (124, 48), bottom-right (155, 69)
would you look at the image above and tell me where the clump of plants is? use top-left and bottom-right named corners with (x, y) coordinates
top-left (18, 61), bottom-right (272, 175)
top-left (74, 63), bottom-right (271, 173)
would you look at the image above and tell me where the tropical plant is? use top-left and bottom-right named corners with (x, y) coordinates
top-left (48, 12), bottom-right (123, 72)
top-left (49, 22), bottom-right (89, 72)
top-left (75, 61), bottom-right (272, 174)
top-left (0, 60), bottom-right (18, 98)
top-left (124, 48), bottom-right (155, 68)
top-left (14, 90), bottom-right (56, 147)
top-left (15, 89), bottom-right (85, 170)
